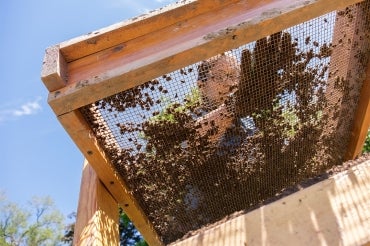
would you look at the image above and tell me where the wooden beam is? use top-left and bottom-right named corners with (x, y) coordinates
top-left (59, 0), bottom-right (242, 62)
top-left (346, 62), bottom-right (370, 160)
top-left (170, 159), bottom-right (370, 246)
top-left (73, 160), bottom-right (119, 246)
top-left (59, 110), bottom-right (163, 246)
top-left (41, 45), bottom-right (68, 92)
top-left (47, 0), bottom-right (364, 116)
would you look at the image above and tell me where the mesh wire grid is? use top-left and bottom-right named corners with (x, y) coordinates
top-left (80, 2), bottom-right (370, 244)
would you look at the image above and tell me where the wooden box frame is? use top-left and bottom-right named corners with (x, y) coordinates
top-left (41, 0), bottom-right (370, 245)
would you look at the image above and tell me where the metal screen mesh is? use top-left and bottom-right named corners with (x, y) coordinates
top-left (80, 2), bottom-right (370, 244)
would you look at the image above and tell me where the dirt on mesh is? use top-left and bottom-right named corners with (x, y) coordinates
top-left (80, 3), bottom-right (370, 244)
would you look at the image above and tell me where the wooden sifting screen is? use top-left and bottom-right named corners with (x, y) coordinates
top-left (41, 0), bottom-right (370, 245)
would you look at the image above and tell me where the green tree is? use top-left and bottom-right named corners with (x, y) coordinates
top-left (363, 129), bottom-right (370, 153)
top-left (61, 208), bottom-right (147, 246)
top-left (118, 208), bottom-right (147, 246)
top-left (0, 192), bottom-right (64, 246)
top-left (60, 213), bottom-right (75, 245)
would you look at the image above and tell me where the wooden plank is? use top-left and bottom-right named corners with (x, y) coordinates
top-left (41, 45), bottom-right (68, 92)
top-left (73, 160), bottom-right (119, 246)
top-left (58, 110), bottom-right (163, 246)
top-left (170, 159), bottom-right (370, 246)
top-left (48, 0), bottom-right (364, 116)
top-left (346, 62), bottom-right (370, 160)
top-left (59, 0), bottom-right (242, 62)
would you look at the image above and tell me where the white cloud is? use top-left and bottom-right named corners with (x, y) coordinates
top-left (0, 97), bottom-right (42, 122)
top-left (12, 99), bottom-right (42, 117)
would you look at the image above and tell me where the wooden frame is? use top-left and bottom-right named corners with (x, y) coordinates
top-left (41, 0), bottom-right (370, 245)
top-left (45, 0), bottom-right (364, 116)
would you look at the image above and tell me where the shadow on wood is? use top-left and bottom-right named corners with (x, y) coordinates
top-left (73, 160), bottom-right (119, 246)
top-left (171, 159), bottom-right (370, 246)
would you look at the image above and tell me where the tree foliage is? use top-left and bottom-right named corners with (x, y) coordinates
top-left (0, 192), bottom-right (64, 246)
top-left (363, 129), bottom-right (370, 153)
top-left (118, 208), bottom-right (147, 246)
top-left (61, 207), bottom-right (147, 246)
top-left (60, 213), bottom-right (75, 245)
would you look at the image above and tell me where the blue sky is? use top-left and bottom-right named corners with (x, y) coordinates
top-left (0, 0), bottom-right (176, 217)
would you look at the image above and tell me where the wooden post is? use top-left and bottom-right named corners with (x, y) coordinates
top-left (73, 160), bottom-right (119, 246)
top-left (59, 110), bottom-right (163, 246)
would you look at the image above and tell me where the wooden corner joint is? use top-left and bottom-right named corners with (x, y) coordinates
top-left (41, 45), bottom-right (68, 92)
top-left (57, 110), bottom-right (164, 245)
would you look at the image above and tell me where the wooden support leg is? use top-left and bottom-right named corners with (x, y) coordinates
top-left (73, 160), bottom-right (119, 246)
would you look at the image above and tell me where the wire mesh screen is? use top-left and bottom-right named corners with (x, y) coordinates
top-left (80, 2), bottom-right (370, 244)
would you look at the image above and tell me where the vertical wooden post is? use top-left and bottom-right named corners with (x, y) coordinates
top-left (73, 160), bottom-right (119, 246)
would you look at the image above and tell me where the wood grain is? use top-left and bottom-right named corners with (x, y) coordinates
top-left (59, 0), bottom-right (242, 62)
top-left (59, 111), bottom-right (163, 246)
top-left (73, 160), bottom-right (119, 246)
top-left (41, 45), bottom-right (68, 92)
top-left (171, 159), bottom-right (370, 246)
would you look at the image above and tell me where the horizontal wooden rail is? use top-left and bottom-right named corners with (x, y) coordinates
top-left (59, 0), bottom-right (242, 62)
top-left (43, 0), bottom-right (363, 116)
